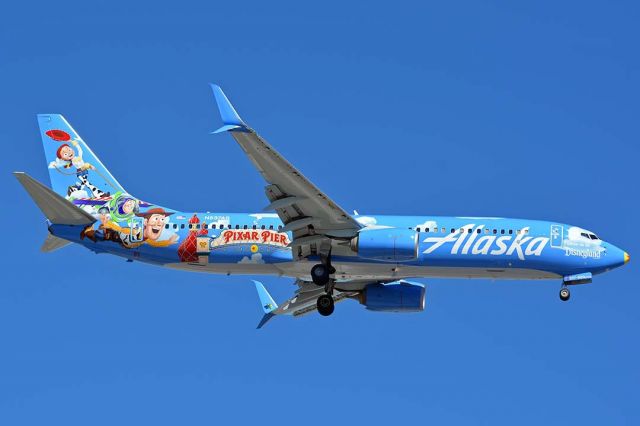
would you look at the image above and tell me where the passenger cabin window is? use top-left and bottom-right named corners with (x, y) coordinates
top-left (501, 229), bottom-right (505, 234)
top-left (261, 225), bottom-right (265, 230)
top-left (173, 224), bottom-right (177, 229)
top-left (477, 229), bottom-right (481, 234)
top-left (508, 229), bottom-right (513, 235)
top-left (235, 225), bottom-right (240, 229)
top-left (180, 224), bottom-right (185, 229)
top-left (416, 227), bottom-right (421, 232)
top-left (269, 225), bottom-right (274, 230)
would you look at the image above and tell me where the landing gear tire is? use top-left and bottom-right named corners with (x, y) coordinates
top-left (311, 264), bottom-right (331, 286)
top-left (317, 294), bottom-right (335, 316)
top-left (559, 287), bottom-right (571, 302)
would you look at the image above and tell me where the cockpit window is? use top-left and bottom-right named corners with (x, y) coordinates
top-left (581, 232), bottom-right (600, 240)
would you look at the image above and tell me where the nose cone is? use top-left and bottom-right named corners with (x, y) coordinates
top-left (601, 243), bottom-right (629, 271)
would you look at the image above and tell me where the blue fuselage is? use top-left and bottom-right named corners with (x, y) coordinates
top-left (50, 211), bottom-right (628, 282)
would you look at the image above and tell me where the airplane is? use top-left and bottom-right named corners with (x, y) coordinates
top-left (14, 84), bottom-right (630, 328)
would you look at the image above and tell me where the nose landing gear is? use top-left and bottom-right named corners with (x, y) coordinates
top-left (559, 286), bottom-right (571, 302)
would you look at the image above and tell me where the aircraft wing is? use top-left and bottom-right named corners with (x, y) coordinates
top-left (210, 85), bottom-right (362, 252)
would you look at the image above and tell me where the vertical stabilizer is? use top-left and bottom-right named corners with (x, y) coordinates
top-left (37, 114), bottom-right (126, 200)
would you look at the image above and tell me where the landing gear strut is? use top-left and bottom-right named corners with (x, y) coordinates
top-left (312, 248), bottom-right (337, 316)
top-left (317, 294), bottom-right (335, 316)
top-left (559, 286), bottom-right (570, 302)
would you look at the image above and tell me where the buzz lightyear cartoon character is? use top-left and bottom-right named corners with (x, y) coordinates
top-left (81, 191), bottom-right (143, 243)
top-left (107, 192), bottom-right (139, 223)
top-left (48, 139), bottom-right (109, 199)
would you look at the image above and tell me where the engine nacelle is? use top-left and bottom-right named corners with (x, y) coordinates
top-left (350, 228), bottom-right (418, 262)
top-left (360, 281), bottom-right (426, 312)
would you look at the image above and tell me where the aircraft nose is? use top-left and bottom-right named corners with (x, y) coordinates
top-left (603, 244), bottom-right (628, 270)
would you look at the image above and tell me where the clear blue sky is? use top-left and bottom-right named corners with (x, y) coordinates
top-left (1, 1), bottom-right (638, 424)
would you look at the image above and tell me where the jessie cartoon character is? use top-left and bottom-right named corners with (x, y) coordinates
top-left (48, 138), bottom-right (109, 199)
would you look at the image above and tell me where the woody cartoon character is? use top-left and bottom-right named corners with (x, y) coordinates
top-left (48, 138), bottom-right (109, 199)
top-left (93, 207), bottom-right (178, 248)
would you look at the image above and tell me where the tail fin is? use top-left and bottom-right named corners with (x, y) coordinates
top-left (37, 114), bottom-right (125, 200)
top-left (253, 280), bottom-right (278, 329)
top-left (14, 172), bottom-right (95, 225)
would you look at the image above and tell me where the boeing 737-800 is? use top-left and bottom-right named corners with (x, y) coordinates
top-left (14, 85), bottom-right (630, 328)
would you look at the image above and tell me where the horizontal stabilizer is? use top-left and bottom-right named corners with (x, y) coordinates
top-left (41, 233), bottom-right (71, 252)
top-left (14, 172), bottom-right (96, 225)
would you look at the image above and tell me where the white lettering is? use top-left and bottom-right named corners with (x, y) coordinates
top-left (525, 237), bottom-right (548, 256)
top-left (472, 236), bottom-right (495, 255)
top-left (451, 224), bottom-right (475, 254)
top-left (490, 236), bottom-right (510, 255)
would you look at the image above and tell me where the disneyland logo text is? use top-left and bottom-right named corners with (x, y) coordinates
top-left (565, 247), bottom-right (601, 259)
top-left (422, 225), bottom-right (549, 260)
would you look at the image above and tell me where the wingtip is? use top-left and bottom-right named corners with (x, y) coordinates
top-left (256, 312), bottom-right (276, 329)
top-left (209, 83), bottom-right (245, 128)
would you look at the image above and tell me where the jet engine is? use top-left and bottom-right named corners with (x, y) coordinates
top-left (350, 228), bottom-right (418, 262)
top-left (359, 281), bottom-right (426, 312)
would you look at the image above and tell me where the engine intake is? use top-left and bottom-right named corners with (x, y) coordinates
top-left (360, 281), bottom-right (426, 312)
top-left (350, 228), bottom-right (418, 262)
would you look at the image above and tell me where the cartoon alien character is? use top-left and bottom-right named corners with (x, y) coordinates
top-left (49, 139), bottom-right (109, 199)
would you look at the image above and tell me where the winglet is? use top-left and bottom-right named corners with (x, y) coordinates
top-left (210, 84), bottom-right (247, 133)
top-left (253, 280), bottom-right (278, 329)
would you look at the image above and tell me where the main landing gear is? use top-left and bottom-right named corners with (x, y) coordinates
top-left (311, 263), bottom-right (331, 286)
top-left (312, 252), bottom-right (337, 316)
top-left (317, 294), bottom-right (335, 316)
top-left (559, 286), bottom-right (570, 302)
